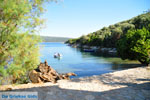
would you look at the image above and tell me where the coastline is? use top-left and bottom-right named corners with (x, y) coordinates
top-left (40, 42), bottom-right (65, 43)
top-left (0, 67), bottom-right (150, 100)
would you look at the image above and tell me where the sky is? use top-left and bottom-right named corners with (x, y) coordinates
top-left (39, 0), bottom-right (150, 38)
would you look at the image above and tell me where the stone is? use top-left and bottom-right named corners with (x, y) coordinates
top-left (29, 60), bottom-right (76, 83)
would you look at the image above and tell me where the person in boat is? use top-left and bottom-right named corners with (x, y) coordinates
top-left (58, 53), bottom-right (60, 57)
top-left (54, 53), bottom-right (58, 58)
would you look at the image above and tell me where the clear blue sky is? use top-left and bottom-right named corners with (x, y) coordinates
top-left (39, 0), bottom-right (150, 38)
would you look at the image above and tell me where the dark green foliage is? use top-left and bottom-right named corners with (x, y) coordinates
top-left (65, 38), bottom-right (78, 44)
top-left (79, 35), bottom-right (90, 45)
top-left (132, 13), bottom-right (150, 29)
top-left (117, 26), bottom-right (150, 65)
top-left (66, 12), bottom-right (150, 64)
top-left (66, 12), bottom-right (150, 48)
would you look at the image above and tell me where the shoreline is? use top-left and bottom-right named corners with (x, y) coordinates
top-left (40, 42), bottom-right (65, 43)
top-left (0, 67), bottom-right (150, 100)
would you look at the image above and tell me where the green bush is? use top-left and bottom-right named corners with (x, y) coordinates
top-left (117, 26), bottom-right (150, 65)
top-left (66, 13), bottom-right (150, 48)
top-left (0, 0), bottom-right (49, 84)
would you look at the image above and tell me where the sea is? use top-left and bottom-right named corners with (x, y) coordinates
top-left (40, 42), bottom-right (140, 78)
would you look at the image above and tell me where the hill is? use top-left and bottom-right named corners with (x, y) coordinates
top-left (66, 12), bottom-right (150, 47)
top-left (41, 36), bottom-right (71, 42)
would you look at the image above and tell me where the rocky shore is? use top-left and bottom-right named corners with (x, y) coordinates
top-left (0, 67), bottom-right (150, 100)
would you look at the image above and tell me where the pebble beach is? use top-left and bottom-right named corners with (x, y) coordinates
top-left (0, 67), bottom-right (150, 100)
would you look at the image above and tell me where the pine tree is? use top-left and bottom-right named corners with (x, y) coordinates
top-left (0, 0), bottom-right (51, 84)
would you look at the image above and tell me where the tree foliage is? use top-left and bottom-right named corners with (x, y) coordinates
top-left (117, 26), bottom-right (150, 65)
top-left (0, 0), bottom-right (52, 84)
top-left (66, 12), bottom-right (150, 48)
top-left (65, 12), bottom-right (150, 65)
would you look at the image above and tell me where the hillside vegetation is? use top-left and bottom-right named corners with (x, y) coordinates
top-left (41, 36), bottom-right (70, 42)
top-left (66, 12), bottom-right (150, 65)
top-left (66, 12), bottom-right (150, 48)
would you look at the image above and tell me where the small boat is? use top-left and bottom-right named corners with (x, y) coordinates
top-left (83, 49), bottom-right (95, 52)
top-left (54, 53), bottom-right (62, 58)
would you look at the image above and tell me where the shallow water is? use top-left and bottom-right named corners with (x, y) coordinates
top-left (40, 42), bottom-right (140, 78)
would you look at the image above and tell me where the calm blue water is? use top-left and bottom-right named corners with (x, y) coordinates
top-left (40, 42), bottom-right (139, 78)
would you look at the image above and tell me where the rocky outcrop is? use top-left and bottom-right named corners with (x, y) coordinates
top-left (29, 60), bottom-right (76, 83)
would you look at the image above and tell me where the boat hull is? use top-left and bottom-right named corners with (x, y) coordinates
top-left (83, 49), bottom-right (95, 52)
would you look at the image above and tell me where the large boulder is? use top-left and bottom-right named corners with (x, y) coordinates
top-left (29, 70), bottom-right (43, 83)
top-left (29, 60), bottom-right (77, 83)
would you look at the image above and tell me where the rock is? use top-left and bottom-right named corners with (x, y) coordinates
top-left (59, 73), bottom-right (77, 80)
top-left (29, 60), bottom-right (76, 83)
top-left (85, 95), bottom-right (95, 100)
top-left (29, 70), bottom-right (43, 83)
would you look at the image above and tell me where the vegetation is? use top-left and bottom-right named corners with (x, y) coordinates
top-left (117, 26), bottom-right (150, 65)
top-left (66, 12), bottom-right (150, 65)
top-left (0, 0), bottom-right (51, 85)
top-left (41, 36), bottom-right (71, 42)
top-left (66, 12), bottom-right (150, 48)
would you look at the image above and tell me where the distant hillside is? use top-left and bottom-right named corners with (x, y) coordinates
top-left (66, 12), bottom-right (150, 47)
top-left (41, 36), bottom-right (71, 42)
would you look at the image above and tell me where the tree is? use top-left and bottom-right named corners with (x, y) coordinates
top-left (79, 35), bottom-right (89, 45)
top-left (132, 13), bottom-right (150, 29)
top-left (66, 13), bottom-right (150, 49)
top-left (117, 26), bottom-right (150, 65)
top-left (0, 0), bottom-right (51, 84)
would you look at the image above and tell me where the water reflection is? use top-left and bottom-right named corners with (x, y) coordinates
top-left (77, 48), bottom-right (141, 69)
top-left (40, 43), bottom-right (141, 78)
top-left (111, 63), bottom-right (141, 70)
